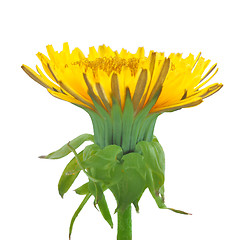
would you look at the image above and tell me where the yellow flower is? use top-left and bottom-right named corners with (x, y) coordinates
top-left (22, 43), bottom-right (222, 114)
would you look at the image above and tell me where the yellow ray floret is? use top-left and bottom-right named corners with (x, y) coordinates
top-left (22, 43), bottom-right (223, 113)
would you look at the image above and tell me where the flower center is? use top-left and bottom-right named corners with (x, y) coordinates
top-left (72, 57), bottom-right (145, 76)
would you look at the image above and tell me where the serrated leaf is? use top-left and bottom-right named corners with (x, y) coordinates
top-left (69, 193), bottom-right (91, 239)
top-left (75, 182), bottom-right (89, 195)
top-left (98, 194), bottom-right (114, 228)
top-left (40, 134), bottom-right (94, 159)
top-left (58, 151), bottom-right (83, 198)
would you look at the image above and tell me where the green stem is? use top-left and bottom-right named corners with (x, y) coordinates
top-left (117, 205), bottom-right (132, 240)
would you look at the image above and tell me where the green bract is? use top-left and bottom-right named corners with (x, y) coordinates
top-left (74, 89), bottom-right (161, 153)
top-left (41, 133), bottom-right (189, 238)
top-left (40, 92), bottom-right (191, 239)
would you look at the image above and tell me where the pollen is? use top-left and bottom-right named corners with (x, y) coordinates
top-left (73, 57), bottom-right (143, 76)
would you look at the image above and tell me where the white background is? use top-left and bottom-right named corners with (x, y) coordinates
top-left (1, 0), bottom-right (245, 239)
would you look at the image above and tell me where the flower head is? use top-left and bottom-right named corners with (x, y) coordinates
top-left (22, 43), bottom-right (222, 152)
top-left (22, 43), bottom-right (222, 113)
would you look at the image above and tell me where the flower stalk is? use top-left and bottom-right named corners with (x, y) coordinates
top-left (117, 206), bottom-right (132, 240)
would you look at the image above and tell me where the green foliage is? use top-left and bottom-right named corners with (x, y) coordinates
top-left (135, 140), bottom-right (165, 207)
top-left (40, 134), bottom-right (94, 159)
top-left (69, 193), bottom-right (91, 239)
top-left (58, 151), bottom-right (83, 198)
top-left (97, 194), bottom-right (114, 228)
top-left (83, 144), bottom-right (123, 185)
top-left (109, 152), bottom-right (146, 211)
top-left (44, 133), bottom-right (190, 239)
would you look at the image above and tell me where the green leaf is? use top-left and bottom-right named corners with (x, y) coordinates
top-left (40, 134), bottom-right (94, 159)
top-left (58, 151), bottom-right (83, 198)
top-left (75, 182), bottom-right (89, 195)
top-left (98, 194), bottom-right (114, 228)
top-left (69, 193), bottom-right (91, 239)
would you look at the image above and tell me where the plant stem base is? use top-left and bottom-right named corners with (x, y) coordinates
top-left (117, 205), bottom-right (132, 240)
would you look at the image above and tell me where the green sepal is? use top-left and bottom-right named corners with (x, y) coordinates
top-left (75, 182), bottom-right (89, 195)
top-left (110, 152), bottom-right (146, 211)
top-left (40, 134), bottom-right (94, 159)
top-left (135, 140), bottom-right (165, 205)
top-left (137, 113), bottom-right (158, 142)
top-left (97, 194), bottom-right (114, 228)
top-left (130, 90), bottom-right (161, 150)
top-left (168, 208), bottom-right (191, 215)
top-left (69, 193), bottom-right (91, 239)
top-left (83, 144), bottom-right (123, 185)
top-left (88, 95), bottom-right (113, 147)
top-left (83, 144), bottom-right (101, 163)
top-left (88, 181), bottom-right (104, 204)
top-left (135, 139), bottom-right (190, 215)
top-left (58, 151), bottom-right (83, 198)
top-left (85, 109), bottom-right (105, 147)
top-left (88, 181), bottom-right (114, 228)
top-left (111, 98), bottom-right (123, 146)
top-left (121, 89), bottom-right (134, 153)
top-left (74, 181), bottom-right (114, 227)
top-left (144, 114), bottom-right (159, 142)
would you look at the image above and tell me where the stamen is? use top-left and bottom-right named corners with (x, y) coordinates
top-left (72, 57), bottom-right (144, 76)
